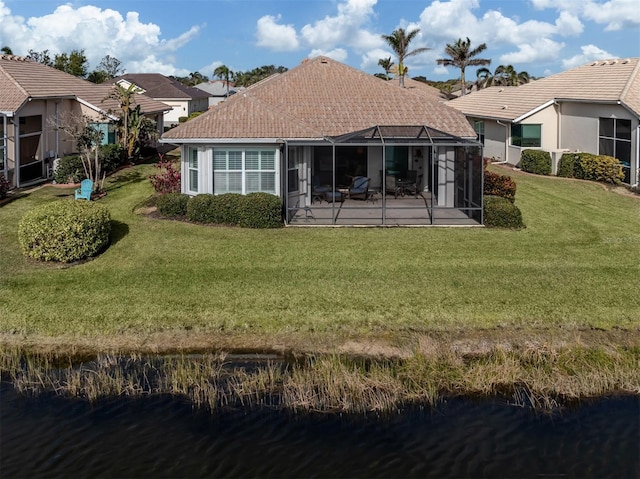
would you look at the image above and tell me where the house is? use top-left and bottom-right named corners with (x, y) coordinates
top-left (0, 54), bottom-right (169, 188)
top-left (448, 58), bottom-right (640, 185)
top-left (111, 73), bottom-right (211, 127)
top-left (194, 80), bottom-right (243, 107)
top-left (161, 56), bottom-right (483, 226)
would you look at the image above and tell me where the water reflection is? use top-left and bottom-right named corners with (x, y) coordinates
top-left (1, 383), bottom-right (638, 478)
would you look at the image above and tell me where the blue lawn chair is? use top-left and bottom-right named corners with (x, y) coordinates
top-left (75, 179), bottom-right (93, 200)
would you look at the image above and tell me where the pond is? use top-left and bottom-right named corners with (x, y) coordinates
top-left (1, 382), bottom-right (638, 478)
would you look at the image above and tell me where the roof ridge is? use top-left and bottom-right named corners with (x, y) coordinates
top-left (620, 58), bottom-right (640, 104)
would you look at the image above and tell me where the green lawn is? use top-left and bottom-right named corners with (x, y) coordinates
top-left (1, 165), bottom-right (638, 347)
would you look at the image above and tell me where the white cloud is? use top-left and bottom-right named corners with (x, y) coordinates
top-left (360, 48), bottom-right (394, 71)
top-left (255, 14), bottom-right (299, 51)
top-left (300, 0), bottom-right (379, 50)
top-left (0, 1), bottom-right (199, 74)
top-left (500, 38), bottom-right (565, 64)
top-left (562, 44), bottom-right (616, 69)
top-left (554, 11), bottom-right (584, 36)
top-left (583, 0), bottom-right (640, 31)
top-left (308, 48), bottom-right (348, 63)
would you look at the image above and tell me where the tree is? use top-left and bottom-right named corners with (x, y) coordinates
top-left (476, 65), bottom-right (530, 89)
top-left (213, 65), bottom-right (233, 96)
top-left (26, 49), bottom-right (53, 66)
top-left (104, 84), bottom-right (137, 159)
top-left (1, 46), bottom-right (12, 55)
top-left (232, 65), bottom-right (288, 87)
top-left (381, 28), bottom-right (430, 87)
top-left (51, 112), bottom-right (105, 192)
top-left (436, 37), bottom-right (490, 96)
top-left (88, 55), bottom-right (125, 84)
top-left (54, 49), bottom-right (88, 77)
top-left (377, 57), bottom-right (394, 80)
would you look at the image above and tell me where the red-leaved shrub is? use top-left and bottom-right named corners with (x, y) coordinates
top-left (149, 155), bottom-right (181, 194)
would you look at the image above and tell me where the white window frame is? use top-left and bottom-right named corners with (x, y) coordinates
top-left (187, 146), bottom-right (199, 193)
top-left (213, 147), bottom-right (279, 195)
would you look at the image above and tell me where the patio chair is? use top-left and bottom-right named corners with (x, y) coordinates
top-left (384, 175), bottom-right (400, 199)
top-left (312, 178), bottom-right (330, 203)
top-left (74, 179), bottom-right (93, 200)
top-left (348, 176), bottom-right (369, 200)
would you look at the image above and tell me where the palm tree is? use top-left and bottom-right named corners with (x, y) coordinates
top-left (436, 37), bottom-right (490, 96)
top-left (381, 28), bottom-right (430, 87)
top-left (213, 65), bottom-right (233, 97)
top-left (377, 57), bottom-right (394, 80)
top-left (476, 65), bottom-right (530, 89)
top-left (1, 46), bottom-right (13, 55)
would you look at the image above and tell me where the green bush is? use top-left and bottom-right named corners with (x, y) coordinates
top-left (238, 193), bottom-right (283, 228)
top-left (18, 200), bottom-right (111, 262)
top-left (579, 154), bottom-right (624, 184)
top-left (186, 194), bottom-right (218, 223)
top-left (520, 149), bottom-right (551, 175)
top-left (483, 195), bottom-right (524, 228)
top-left (53, 155), bottom-right (86, 184)
top-left (100, 144), bottom-right (125, 173)
top-left (557, 153), bottom-right (624, 184)
top-left (484, 171), bottom-right (516, 202)
top-left (215, 193), bottom-right (243, 225)
top-left (157, 193), bottom-right (189, 218)
top-left (557, 153), bottom-right (576, 178)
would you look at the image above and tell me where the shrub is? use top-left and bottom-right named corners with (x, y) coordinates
top-left (214, 193), bottom-right (243, 225)
top-left (557, 153), bottom-right (624, 184)
top-left (53, 155), bottom-right (86, 184)
top-left (149, 159), bottom-right (181, 194)
top-left (483, 195), bottom-right (524, 228)
top-left (579, 154), bottom-right (624, 184)
top-left (157, 193), bottom-right (189, 218)
top-left (520, 149), bottom-right (551, 175)
top-left (18, 200), bottom-right (111, 262)
top-left (484, 171), bottom-right (516, 202)
top-left (100, 144), bottom-right (125, 173)
top-left (0, 174), bottom-right (9, 199)
top-left (557, 153), bottom-right (578, 178)
top-left (186, 194), bottom-right (217, 223)
top-left (238, 193), bottom-right (283, 228)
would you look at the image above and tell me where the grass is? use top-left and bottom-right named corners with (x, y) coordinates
top-left (0, 165), bottom-right (639, 344)
top-left (1, 163), bottom-right (638, 408)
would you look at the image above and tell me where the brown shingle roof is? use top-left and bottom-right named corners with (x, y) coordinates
top-left (163, 56), bottom-right (475, 141)
top-left (0, 55), bottom-right (169, 116)
top-left (111, 73), bottom-right (211, 100)
top-left (448, 58), bottom-right (640, 120)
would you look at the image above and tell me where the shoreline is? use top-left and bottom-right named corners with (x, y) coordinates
top-left (3, 327), bottom-right (638, 412)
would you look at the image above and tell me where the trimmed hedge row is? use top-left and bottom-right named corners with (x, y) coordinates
top-left (558, 153), bottom-right (624, 184)
top-left (520, 149), bottom-right (551, 175)
top-left (483, 195), bottom-right (524, 228)
top-left (18, 200), bottom-right (111, 262)
top-left (157, 192), bottom-right (283, 228)
top-left (484, 170), bottom-right (516, 202)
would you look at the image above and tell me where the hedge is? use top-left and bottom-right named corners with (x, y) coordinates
top-left (557, 152), bottom-right (624, 184)
top-left (18, 200), bottom-right (111, 262)
top-left (484, 171), bottom-right (516, 202)
top-left (238, 193), bottom-right (283, 228)
top-left (520, 149), bottom-right (551, 175)
top-left (186, 194), bottom-right (218, 223)
top-left (483, 195), bottom-right (524, 228)
top-left (157, 193), bottom-right (189, 218)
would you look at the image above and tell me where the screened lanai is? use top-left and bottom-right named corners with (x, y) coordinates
top-left (284, 125), bottom-right (483, 226)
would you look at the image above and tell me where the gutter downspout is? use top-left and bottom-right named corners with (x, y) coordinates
top-left (495, 120), bottom-right (510, 164)
top-left (634, 123), bottom-right (639, 187)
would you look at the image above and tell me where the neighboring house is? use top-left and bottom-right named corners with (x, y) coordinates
top-left (194, 80), bottom-right (242, 107)
top-left (111, 74), bottom-right (211, 127)
top-left (161, 56), bottom-right (482, 226)
top-left (0, 55), bottom-right (169, 188)
top-left (448, 58), bottom-right (640, 185)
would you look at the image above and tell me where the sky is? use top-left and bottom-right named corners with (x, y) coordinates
top-left (0, 0), bottom-right (639, 81)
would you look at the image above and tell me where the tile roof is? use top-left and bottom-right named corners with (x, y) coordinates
top-left (194, 80), bottom-right (242, 97)
top-left (163, 56), bottom-right (476, 141)
top-left (448, 57), bottom-right (640, 121)
top-left (0, 55), bottom-right (169, 116)
top-left (111, 73), bottom-right (211, 100)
